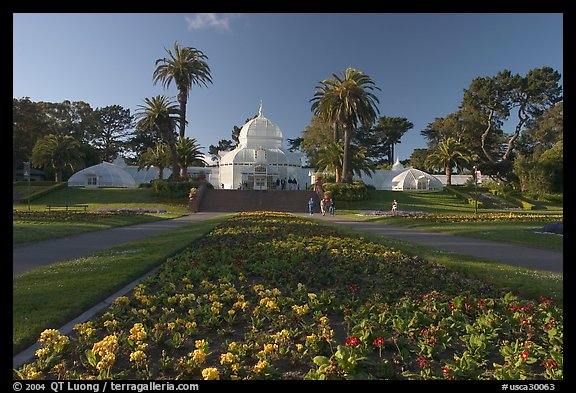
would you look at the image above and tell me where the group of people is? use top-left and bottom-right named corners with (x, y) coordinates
top-left (308, 195), bottom-right (335, 216)
top-left (276, 177), bottom-right (299, 190)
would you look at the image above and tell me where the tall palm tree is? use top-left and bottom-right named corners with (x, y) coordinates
top-left (135, 95), bottom-right (180, 180)
top-left (424, 137), bottom-right (474, 185)
top-left (176, 137), bottom-right (207, 178)
top-left (310, 67), bottom-right (380, 182)
top-left (153, 41), bottom-right (213, 144)
top-left (138, 142), bottom-right (171, 180)
top-left (31, 134), bottom-right (84, 182)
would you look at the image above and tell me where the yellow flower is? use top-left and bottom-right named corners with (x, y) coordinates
top-left (38, 329), bottom-right (68, 346)
top-left (307, 293), bottom-right (317, 300)
top-left (220, 352), bottom-right (239, 365)
top-left (129, 323), bottom-right (147, 341)
top-left (228, 342), bottom-right (237, 351)
top-left (129, 350), bottom-right (147, 364)
top-left (103, 320), bottom-right (118, 329)
top-left (201, 367), bottom-right (220, 380)
top-left (319, 316), bottom-right (329, 325)
top-left (190, 349), bottom-right (206, 365)
top-left (295, 343), bottom-right (304, 352)
top-left (113, 296), bottom-right (130, 307)
top-left (92, 335), bottom-right (118, 357)
top-left (96, 352), bottom-right (116, 371)
top-left (35, 347), bottom-right (49, 358)
top-left (305, 334), bottom-right (318, 345)
top-left (263, 343), bottom-right (278, 353)
top-left (252, 360), bottom-right (268, 374)
top-left (195, 339), bottom-right (208, 349)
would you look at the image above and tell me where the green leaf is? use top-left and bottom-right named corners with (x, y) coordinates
top-left (313, 356), bottom-right (330, 366)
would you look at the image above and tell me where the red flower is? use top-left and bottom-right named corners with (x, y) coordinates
top-left (344, 336), bottom-right (361, 346)
top-left (540, 359), bottom-right (557, 369)
top-left (520, 351), bottom-right (529, 360)
top-left (348, 284), bottom-right (359, 293)
top-left (372, 337), bottom-right (385, 347)
top-left (418, 355), bottom-right (429, 369)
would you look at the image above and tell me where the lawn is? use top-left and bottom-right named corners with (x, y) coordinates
top-left (13, 187), bottom-right (190, 244)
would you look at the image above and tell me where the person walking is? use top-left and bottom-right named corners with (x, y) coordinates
top-left (321, 197), bottom-right (328, 216)
top-left (391, 199), bottom-right (397, 215)
top-left (308, 197), bottom-right (315, 215)
top-left (329, 198), bottom-right (335, 216)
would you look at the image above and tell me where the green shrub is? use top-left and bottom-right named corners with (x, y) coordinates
top-left (151, 180), bottom-right (202, 198)
top-left (322, 181), bottom-right (369, 201)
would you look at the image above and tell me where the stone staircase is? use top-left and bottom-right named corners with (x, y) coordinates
top-left (198, 189), bottom-right (320, 213)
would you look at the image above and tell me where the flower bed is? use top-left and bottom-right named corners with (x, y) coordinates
top-left (14, 212), bottom-right (562, 380)
top-left (94, 208), bottom-right (167, 214)
top-left (360, 210), bottom-right (427, 216)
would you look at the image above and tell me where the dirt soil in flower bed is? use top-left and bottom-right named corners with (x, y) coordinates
top-left (14, 212), bottom-right (563, 380)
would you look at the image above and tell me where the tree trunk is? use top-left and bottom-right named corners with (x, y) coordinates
top-left (481, 109), bottom-right (496, 163)
top-left (168, 143), bottom-right (180, 180)
top-left (178, 90), bottom-right (188, 178)
top-left (342, 125), bottom-right (351, 183)
top-left (503, 106), bottom-right (526, 161)
top-left (445, 165), bottom-right (452, 185)
top-left (178, 90), bottom-right (187, 141)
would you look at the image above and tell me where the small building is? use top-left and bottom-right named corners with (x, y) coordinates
top-left (353, 159), bottom-right (444, 191)
top-left (67, 158), bottom-right (139, 188)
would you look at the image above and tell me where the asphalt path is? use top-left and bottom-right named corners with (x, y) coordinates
top-left (307, 214), bottom-right (563, 274)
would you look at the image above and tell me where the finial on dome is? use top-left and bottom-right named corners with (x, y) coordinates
top-left (258, 100), bottom-right (263, 117)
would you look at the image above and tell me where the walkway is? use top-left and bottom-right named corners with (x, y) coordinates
top-left (13, 212), bottom-right (226, 277)
top-left (307, 214), bottom-right (563, 274)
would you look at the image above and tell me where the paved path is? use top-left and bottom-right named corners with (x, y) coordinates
top-left (303, 214), bottom-right (563, 274)
top-left (13, 212), bottom-right (226, 277)
top-left (14, 212), bottom-right (563, 277)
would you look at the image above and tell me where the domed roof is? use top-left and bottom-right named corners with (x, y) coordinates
top-left (238, 103), bottom-right (283, 148)
top-left (391, 158), bottom-right (404, 171)
top-left (68, 161), bottom-right (137, 188)
top-left (391, 168), bottom-right (444, 190)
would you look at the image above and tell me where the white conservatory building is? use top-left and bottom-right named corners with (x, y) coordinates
top-left (215, 104), bottom-right (305, 190)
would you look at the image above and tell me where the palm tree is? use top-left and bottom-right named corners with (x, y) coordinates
top-left (176, 137), bottom-right (207, 178)
top-left (138, 142), bottom-right (171, 180)
top-left (31, 134), bottom-right (84, 182)
top-left (314, 141), bottom-right (373, 181)
top-left (314, 140), bottom-right (343, 179)
top-left (135, 95), bottom-right (181, 180)
top-left (153, 41), bottom-right (213, 144)
top-left (424, 137), bottom-right (474, 185)
top-left (310, 67), bottom-right (380, 183)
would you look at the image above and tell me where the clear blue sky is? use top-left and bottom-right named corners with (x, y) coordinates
top-left (13, 13), bottom-right (563, 161)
